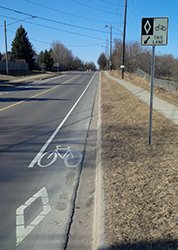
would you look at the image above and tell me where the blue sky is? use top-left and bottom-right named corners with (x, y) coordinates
top-left (0, 0), bottom-right (177, 66)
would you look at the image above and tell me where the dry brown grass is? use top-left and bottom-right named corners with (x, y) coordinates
top-left (110, 70), bottom-right (178, 107)
top-left (101, 72), bottom-right (178, 249)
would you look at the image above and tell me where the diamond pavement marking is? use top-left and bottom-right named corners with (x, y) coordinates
top-left (16, 187), bottom-right (51, 247)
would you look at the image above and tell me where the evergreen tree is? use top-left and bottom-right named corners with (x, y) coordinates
top-left (38, 50), bottom-right (54, 71)
top-left (11, 25), bottom-right (35, 70)
top-left (38, 50), bottom-right (44, 69)
top-left (43, 50), bottom-right (54, 71)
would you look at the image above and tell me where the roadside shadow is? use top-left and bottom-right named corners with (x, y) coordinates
top-left (0, 97), bottom-right (71, 102)
top-left (99, 239), bottom-right (178, 250)
top-left (0, 86), bottom-right (47, 92)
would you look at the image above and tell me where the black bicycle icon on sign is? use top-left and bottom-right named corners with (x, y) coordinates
top-left (155, 24), bottom-right (166, 31)
top-left (37, 145), bottom-right (82, 168)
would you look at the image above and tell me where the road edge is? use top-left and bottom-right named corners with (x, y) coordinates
top-left (92, 72), bottom-right (105, 250)
top-left (66, 72), bottom-right (100, 250)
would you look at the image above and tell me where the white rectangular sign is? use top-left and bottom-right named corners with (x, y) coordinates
top-left (141, 17), bottom-right (168, 46)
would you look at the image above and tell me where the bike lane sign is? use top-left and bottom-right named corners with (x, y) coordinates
top-left (141, 17), bottom-right (168, 46)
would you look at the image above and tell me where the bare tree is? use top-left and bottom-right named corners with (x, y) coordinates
top-left (111, 38), bottom-right (178, 81)
top-left (112, 39), bottom-right (123, 70)
top-left (125, 42), bottom-right (143, 72)
top-left (51, 41), bottom-right (74, 70)
top-left (84, 62), bottom-right (96, 71)
top-left (112, 39), bottom-right (152, 74)
top-left (72, 56), bottom-right (84, 70)
top-left (97, 52), bottom-right (107, 70)
top-left (155, 54), bottom-right (176, 79)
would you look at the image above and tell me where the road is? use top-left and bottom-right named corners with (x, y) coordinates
top-left (0, 71), bottom-right (99, 250)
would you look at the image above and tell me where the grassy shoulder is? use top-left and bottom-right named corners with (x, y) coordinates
top-left (101, 72), bottom-right (178, 249)
top-left (110, 70), bottom-right (178, 107)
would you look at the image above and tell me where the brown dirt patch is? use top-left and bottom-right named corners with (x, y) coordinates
top-left (101, 72), bottom-right (178, 249)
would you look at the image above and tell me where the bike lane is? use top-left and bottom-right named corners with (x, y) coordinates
top-left (0, 72), bottom-right (99, 250)
top-left (24, 72), bottom-right (99, 250)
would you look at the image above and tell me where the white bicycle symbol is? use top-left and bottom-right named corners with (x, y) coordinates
top-left (155, 24), bottom-right (166, 31)
top-left (37, 145), bottom-right (82, 168)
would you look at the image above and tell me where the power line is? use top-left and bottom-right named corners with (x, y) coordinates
top-left (0, 15), bottom-right (34, 28)
top-left (67, 43), bottom-right (105, 48)
top-left (24, 0), bottom-right (112, 24)
top-left (112, 26), bottom-right (123, 34)
top-left (7, 17), bottom-right (32, 27)
top-left (0, 5), bottom-right (119, 35)
top-left (7, 29), bottom-right (52, 45)
top-left (8, 29), bottom-right (104, 48)
top-left (69, 0), bottom-right (118, 16)
top-left (99, 0), bottom-right (123, 7)
top-left (1, 14), bottom-right (106, 41)
top-left (27, 21), bottom-right (107, 41)
top-left (0, 5), bottom-right (36, 18)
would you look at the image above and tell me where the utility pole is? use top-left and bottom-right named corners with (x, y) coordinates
top-left (106, 38), bottom-right (109, 70)
top-left (4, 20), bottom-right (9, 75)
top-left (105, 24), bottom-right (112, 71)
top-left (121, 0), bottom-right (127, 79)
top-left (109, 25), bottom-right (112, 70)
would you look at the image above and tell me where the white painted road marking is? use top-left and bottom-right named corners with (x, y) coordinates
top-left (28, 72), bottom-right (96, 168)
top-left (16, 187), bottom-right (51, 247)
top-left (37, 145), bottom-right (82, 168)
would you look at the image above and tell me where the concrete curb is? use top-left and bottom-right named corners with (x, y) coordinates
top-left (93, 72), bottom-right (105, 250)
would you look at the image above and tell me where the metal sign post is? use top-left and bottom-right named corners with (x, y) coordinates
top-left (149, 46), bottom-right (155, 145)
top-left (141, 17), bottom-right (168, 144)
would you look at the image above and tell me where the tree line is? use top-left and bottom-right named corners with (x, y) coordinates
top-left (97, 39), bottom-right (178, 81)
top-left (0, 25), bottom-right (96, 72)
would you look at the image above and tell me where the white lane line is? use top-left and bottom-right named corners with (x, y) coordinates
top-left (28, 72), bottom-right (96, 168)
top-left (16, 187), bottom-right (51, 247)
top-left (0, 92), bottom-right (9, 96)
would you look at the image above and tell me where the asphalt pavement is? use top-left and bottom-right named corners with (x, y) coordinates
top-left (0, 71), bottom-right (99, 250)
